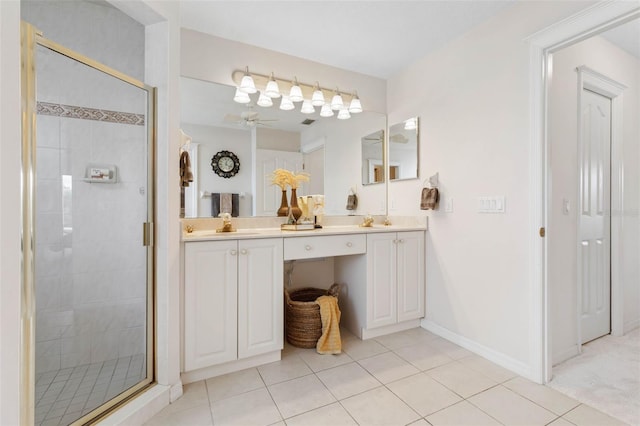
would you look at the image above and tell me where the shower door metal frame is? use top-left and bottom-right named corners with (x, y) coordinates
top-left (20, 21), bottom-right (156, 426)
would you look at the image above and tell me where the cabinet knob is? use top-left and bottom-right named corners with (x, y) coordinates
top-left (230, 250), bottom-right (237, 256)
top-left (392, 239), bottom-right (398, 244)
top-left (346, 242), bottom-right (353, 247)
top-left (305, 245), bottom-right (312, 251)
top-left (399, 239), bottom-right (404, 243)
top-left (240, 249), bottom-right (247, 255)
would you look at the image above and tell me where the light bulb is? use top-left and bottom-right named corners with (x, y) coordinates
top-left (257, 91), bottom-right (273, 107)
top-left (289, 77), bottom-right (303, 102)
top-left (301, 99), bottom-right (315, 114)
top-left (311, 82), bottom-right (325, 106)
top-left (330, 89), bottom-right (344, 110)
top-left (337, 107), bottom-right (351, 120)
top-left (239, 67), bottom-right (257, 94)
top-left (280, 95), bottom-right (295, 111)
top-left (348, 92), bottom-right (362, 113)
top-left (320, 104), bottom-right (334, 117)
top-left (404, 118), bottom-right (417, 130)
top-left (265, 72), bottom-right (281, 98)
top-left (233, 87), bottom-right (251, 104)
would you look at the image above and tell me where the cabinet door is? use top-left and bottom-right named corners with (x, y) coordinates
top-left (184, 241), bottom-right (238, 371)
top-left (397, 231), bottom-right (425, 322)
top-left (237, 238), bottom-right (284, 359)
top-left (366, 233), bottom-right (397, 329)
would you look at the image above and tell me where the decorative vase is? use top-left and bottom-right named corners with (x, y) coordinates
top-left (289, 188), bottom-right (302, 221)
top-left (277, 190), bottom-right (289, 217)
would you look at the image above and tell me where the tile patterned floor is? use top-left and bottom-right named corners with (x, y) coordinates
top-left (145, 328), bottom-right (627, 426)
top-left (35, 354), bottom-right (146, 426)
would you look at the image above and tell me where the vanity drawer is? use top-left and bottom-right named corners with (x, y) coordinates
top-left (284, 234), bottom-right (366, 260)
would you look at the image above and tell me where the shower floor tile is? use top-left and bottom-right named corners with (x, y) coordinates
top-left (34, 354), bottom-right (146, 426)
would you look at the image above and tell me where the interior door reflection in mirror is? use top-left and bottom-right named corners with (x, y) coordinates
top-left (388, 117), bottom-right (419, 181)
top-left (362, 129), bottom-right (385, 185)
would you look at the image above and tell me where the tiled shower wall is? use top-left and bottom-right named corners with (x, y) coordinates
top-left (23, 0), bottom-right (149, 374)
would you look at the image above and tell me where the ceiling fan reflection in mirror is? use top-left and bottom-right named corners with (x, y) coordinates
top-left (223, 109), bottom-right (278, 127)
top-left (363, 132), bottom-right (409, 144)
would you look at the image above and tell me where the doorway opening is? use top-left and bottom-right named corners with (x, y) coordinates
top-left (541, 12), bottom-right (639, 425)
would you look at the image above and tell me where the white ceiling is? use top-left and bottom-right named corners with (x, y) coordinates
top-left (179, 0), bottom-right (516, 79)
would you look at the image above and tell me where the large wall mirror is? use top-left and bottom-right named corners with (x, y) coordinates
top-left (180, 76), bottom-right (386, 217)
top-left (388, 117), bottom-right (419, 181)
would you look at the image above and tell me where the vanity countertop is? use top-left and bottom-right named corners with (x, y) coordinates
top-left (182, 224), bottom-right (426, 242)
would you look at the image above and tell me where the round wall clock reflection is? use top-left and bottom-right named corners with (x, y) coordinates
top-left (211, 150), bottom-right (240, 178)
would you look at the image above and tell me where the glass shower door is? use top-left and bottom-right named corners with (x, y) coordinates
top-left (30, 35), bottom-right (155, 426)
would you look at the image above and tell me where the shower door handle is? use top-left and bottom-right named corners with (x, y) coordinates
top-left (143, 222), bottom-right (154, 246)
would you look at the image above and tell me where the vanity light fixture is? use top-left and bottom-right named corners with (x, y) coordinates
top-left (289, 77), bottom-right (304, 102)
top-left (337, 107), bottom-right (351, 120)
top-left (231, 68), bottom-right (363, 120)
top-left (348, 91), bottom-right (362, 114)
top-left (233, 87), bottom-right (251, 104)
top-left (239, 66), bottom-right (257, 94)
top-left (280, 95), bottom-right (295, 111)
top-left (404, 117), bottom-right (417, 130)
top-left (257, 91), bottom-right (273, 107)
top-left (300, 99), bottom-right (315, 114)
top-left (330, 88), bottom-right (344, 111)
top-left (311, 82), bottom-right (325, 106)
top-left (320, 103), bottom-right (334, 117)
top-left (264, 72), bottom-right (281, 98)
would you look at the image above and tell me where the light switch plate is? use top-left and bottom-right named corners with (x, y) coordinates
top-left (445, 198), bottom-right (453, 212)
top-left (478, 196), bottom-right (506, 213)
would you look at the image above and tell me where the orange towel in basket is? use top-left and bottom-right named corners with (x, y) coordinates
top-left (315, 295), bottom-right (342, 354)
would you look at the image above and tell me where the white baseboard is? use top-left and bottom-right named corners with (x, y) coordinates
top-left (181, 351), bottom-right (281, 384)
top-left (169, 382), bottom-right (183, 403)
top-left (97, 384), bottom-right (170, 426)
top-left (421, 319), bottom-right (532, 380)
top-left (552, 344), bottom-right (579, 366)
top-left (361, 319), bottom-right (421, 340)
top-left (624, 319), bottom-right (639, 335)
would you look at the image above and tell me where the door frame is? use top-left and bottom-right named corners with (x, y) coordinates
top-left (576, 66), bottom-right (626, 351)
top-left (526, 2), bottom-right (639, 383)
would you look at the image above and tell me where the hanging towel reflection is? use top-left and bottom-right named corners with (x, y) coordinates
top-left (211, 193), bottom-right (240, 217)
top-left (179, 151), bottom-right (193, 187)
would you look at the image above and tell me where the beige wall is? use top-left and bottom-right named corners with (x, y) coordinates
top-left (256, 127), bottom-right (300, 152)
top-left (180, 29), bottom-right (387, 114)
top-left (549, 35), bottom-right (640, 363)
top-left (386, 1), bottom-right (596, 376)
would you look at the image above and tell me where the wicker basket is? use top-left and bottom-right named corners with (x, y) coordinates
top-left (284, 283), bottom-right (340, 348)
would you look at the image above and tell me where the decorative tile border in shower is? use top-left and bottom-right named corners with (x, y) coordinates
top-left (37, 102), bottom-right (145, 126)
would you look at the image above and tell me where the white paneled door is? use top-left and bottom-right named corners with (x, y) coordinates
top-left (254, 149), bottom-right (303, 216)
top-left (579, 89), bottom-right (611, 344)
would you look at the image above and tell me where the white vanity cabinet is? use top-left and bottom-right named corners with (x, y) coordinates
top-left (337, 230), bottom-right (425, 339)
top-left (367, 231), bottom-right (425, 328)
top-left (183, 238), bottom-right (283, 372)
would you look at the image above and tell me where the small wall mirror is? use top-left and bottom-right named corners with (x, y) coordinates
top-left (361, 129), bottom-right (385, 185)
top-left (388, 117), bottom-right (419, 181)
